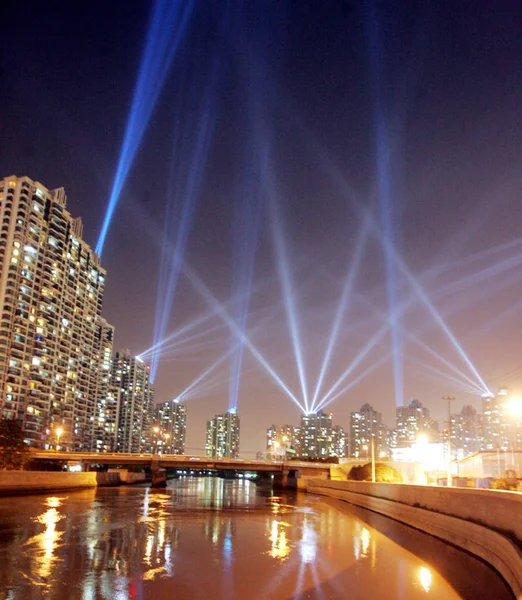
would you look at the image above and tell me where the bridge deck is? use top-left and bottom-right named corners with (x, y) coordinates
top-left (29, 451), bottom-right (331, 473)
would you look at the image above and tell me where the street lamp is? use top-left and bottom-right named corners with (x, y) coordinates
top-left (272, 440), bottom-right (280, 460)
top-left (506, 397), bottom-right (522, 417)
top-left (505, 397), bottom-right (522, 471)
top-left (442, 396), bottom-right (455, 486)
top-left (362, 439), bottom-right (376, 482)
top-left (153, 426), bottom-right (160, 455)
top-left (56, 427), bottom-right (63, 451)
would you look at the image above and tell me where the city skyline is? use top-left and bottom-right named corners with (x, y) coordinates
top-left (2, 1), bottom-right (522, 453)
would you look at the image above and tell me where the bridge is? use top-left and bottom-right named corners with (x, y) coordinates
top-left (28, 451), bottom-right (331, 487)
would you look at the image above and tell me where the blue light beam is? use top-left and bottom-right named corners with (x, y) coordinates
top-left (96, 0), bottom-right (194, 256)
top-left (268, 186), bottom-right (309, 411)
top-left (310, 223), bottom-right (369, 412)
top-left (183, 264), bottom-right (304, 411)
top-left (303, 128), bottom-right (491, 397)
top-left (365, 0), bottom-right (404, 408)
top-left (150, 56), bottom-right (221, 382)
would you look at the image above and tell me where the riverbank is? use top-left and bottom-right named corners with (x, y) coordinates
top-left (0, 470), bottom-right (147, 495)
top-left (306, 478), bottom-right (522, 599)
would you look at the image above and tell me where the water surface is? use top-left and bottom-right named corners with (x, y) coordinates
top-left (0, 478), bottom-right (513, 599)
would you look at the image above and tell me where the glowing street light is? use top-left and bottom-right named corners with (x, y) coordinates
top-left (55, 427), bottom-right (63, 451)
top-left (506, 397), bottom-right (522, 417)
top-left (416, 433), bottom-right (429, 445)
top-left (504, 397), bottom-right (522, 470)
top-left (362, 439), bottom-right (376, 482)
top-left (442, 396), bottom-right (455, 486)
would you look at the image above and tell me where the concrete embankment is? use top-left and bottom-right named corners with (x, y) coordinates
top-left (305, 479), bottom-right (522, 598)
top-left (0, 470), bottom-right (147, 495)
top-left (0, 471), bottom-right (98, 495)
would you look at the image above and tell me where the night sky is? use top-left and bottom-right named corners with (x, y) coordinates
top-left (2, 0), bottom-right (522, 454)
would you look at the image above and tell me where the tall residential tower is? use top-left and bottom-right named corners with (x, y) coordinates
top-left (206, 410), bottom-right (240, 458)
top-left (156, 398), bottom-right (187, 454)
top-left (113, 350), bottom-right (154, 453)
top-left (0, 176), bottom-right (111, 449)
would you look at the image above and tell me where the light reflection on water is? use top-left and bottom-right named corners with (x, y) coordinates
top-left (25, 496), bottom-right (65, 587)
top-left (0, 478), bottom-right (514, 600)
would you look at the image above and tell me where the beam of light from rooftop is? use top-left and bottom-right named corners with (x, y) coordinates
top-left (142, 321), bottom-right (227, 360)
top-left (151, 36), bottom-right (224, 383)
top-left (177, 349), bottom-right (233, 400)
top-left (360, 293), bottom-right (485, 394)
top-left (177, 299), bottom-right (285, 401)
top-left (150, 110), bottom-right (216, 380)
top-left (406, 356), bottom-right (485, 396)
top-left (315, 355), bottom-right (390, 413)
top-left (95, 0), bottom-right (194, 256)
top-left (310, 223), bottom-right (368, 412)
top-left (305, 133), bottom-right (491, 397)
top-left (405, 330), bottom-right (488, 392)
top-left (228, 18), bottom-right (276, 413)
top-left (183, 264), bottom-right (304, 411)
top-left (316, 259), bottom-right (496, 409)
top-left (319, 322), bottom-right (391, 408)
top-left (138, 272), bottom-right (277, 360)
top-left (228, 151), bottom-right (266, 412)
top-left (181, 357), bottom-right (264, 401)
top-left (314, 247), bottom-right (515, 408)
top-left (268, 187), bottom-right (309, 411)
top-left (366, 2), bottom-right (404, 410)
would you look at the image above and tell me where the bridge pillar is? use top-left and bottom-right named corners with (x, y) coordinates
top-left (150, 460), bottom-right (167, 488)
top-left (273, 469), bottom-right (297, 490)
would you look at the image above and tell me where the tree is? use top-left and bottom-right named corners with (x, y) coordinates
top-left (0, 418), bottom-right (30, 470)
top-left (347, 462), bottom-right (402, 483)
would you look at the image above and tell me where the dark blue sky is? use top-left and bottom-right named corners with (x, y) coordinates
top-left (2, 0), bottom-right (522, 452)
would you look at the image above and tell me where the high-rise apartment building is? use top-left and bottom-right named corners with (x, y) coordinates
top-left (482, 388), bottom-right (522, 452)
top-left (331, 425), bottom-right (348, 458)
top-left (395, 399), bottom-right (438, 446)
top-left (349, 403), bottom-right (390, 457)
top-left (156, 398), bottom-right (187, 454)
top-left (299, 410), bottom-right (334, 459)
top-left (113, 350), bottom-right (154, 453)
top-left (206, 410), bottom-right (240, 458)
top-left (90, 317), bottom-right (117, 452)
top-left (450, 405), bottom-right (483, 457)
top-left (0, 176), bottom-right (109, 449)
top-left (266, 424), bottom-right (300, 457)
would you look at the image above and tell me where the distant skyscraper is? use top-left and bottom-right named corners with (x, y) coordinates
top-left (206, 410), bottom-right (240, 458)
top-left (299, 410), bottom-right (334, 459)
top-left (451, 405), bottom-right (483, 457)
top-left (331, 425), bottom-right (348, 458)
top-left (0, 176), bottom-right (109, 449)
top-left (482, 388), bottom-right (521, 452)
top-left (395, 399), bottom-right (438, 446)
top-left (266, 424), bottom-right (300, 458)
top-left (349, 403), bottom-right (389, 457)
top-left (113, 350), bottom-right (154, 453)
top-left (90, 317), bottom-right (117, 452)
top-left (156, 398), bottom-right (187, 454)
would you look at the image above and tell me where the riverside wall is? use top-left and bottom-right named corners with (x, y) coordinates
top-left (0, 471), bottom-right (98, 495)
top-left (306, 479), bottom-right (522, 598)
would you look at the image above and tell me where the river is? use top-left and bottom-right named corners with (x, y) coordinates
top-left (0, 477), bottom-right (513, 599)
